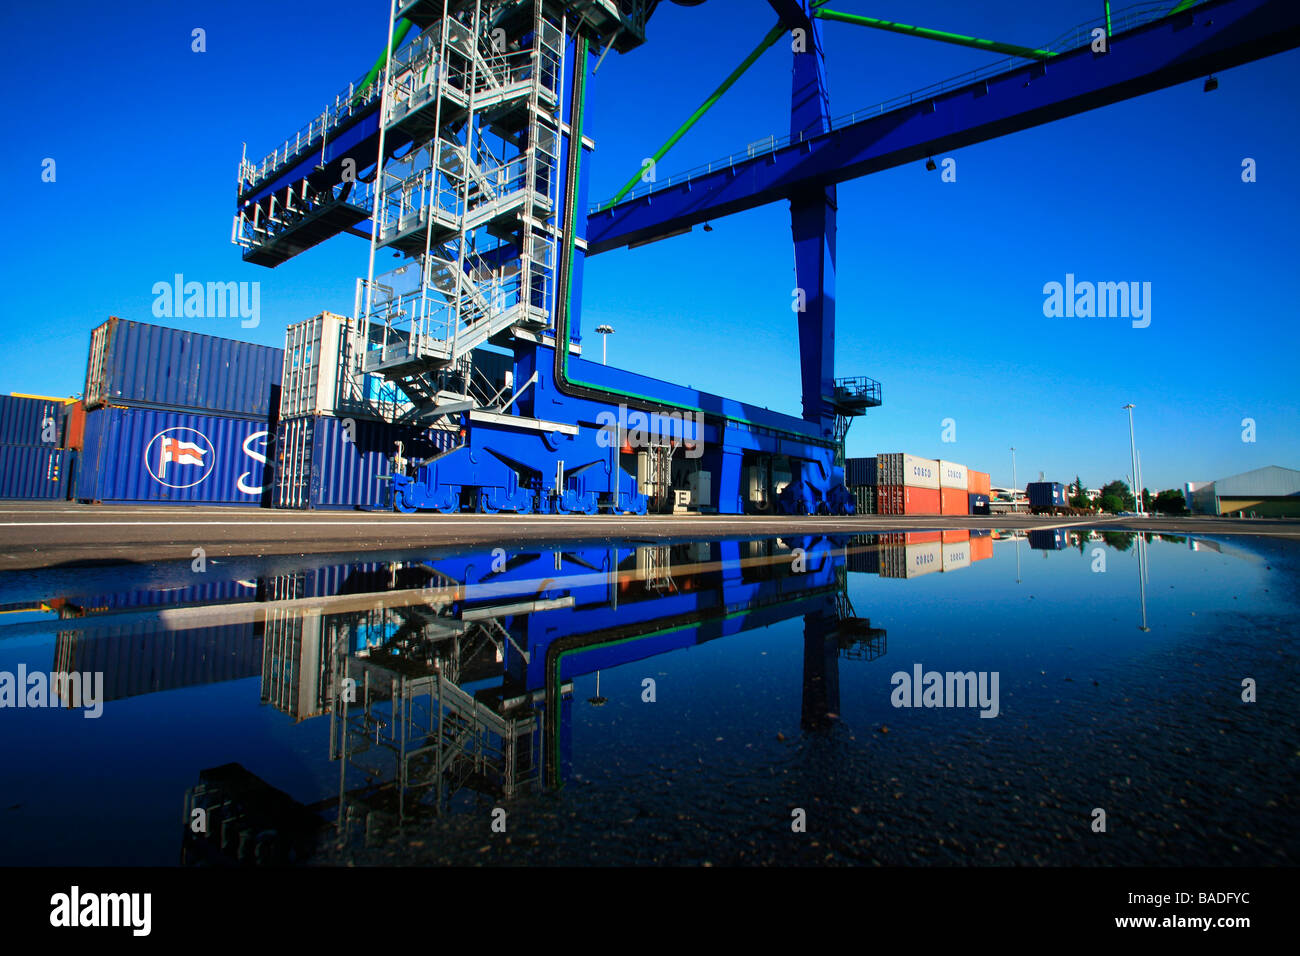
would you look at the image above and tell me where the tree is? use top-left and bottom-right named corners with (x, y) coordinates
top-left (1100, 493), bottom-right (1124, 514)
top-left (1153, 489), bottom-right (1187, 515)
top-left (1069, 473), bottom-right (1090, 510)
top-left (1100, 480), bottom-right (1134, 511)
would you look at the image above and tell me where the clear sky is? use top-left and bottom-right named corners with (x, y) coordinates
top-left (3, 0), bottom-right (1296, 492)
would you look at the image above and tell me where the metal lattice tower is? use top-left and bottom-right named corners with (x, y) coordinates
top-left (357, 0), bottom-right (566, 422)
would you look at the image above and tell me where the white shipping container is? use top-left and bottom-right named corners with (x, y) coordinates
top-left (281, 312), bottom-right (410, 420)
top-left (938, 460), bottom-right (968, 490)
top-left (941, 541), bottom-right (971, 571)
top-left (877, 452), bottom-right (940, 490)
top-left (882, 541), bottom-right (942, 578)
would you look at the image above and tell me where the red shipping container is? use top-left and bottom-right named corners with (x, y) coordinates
top-left (63, 399), bottom-right (86, 450)
top-left (877, 484), bottom-right (940, 515)
top-left (940, 486), bottom-right (968, 514)
top-left (906, 531), bottom-right (942, 544)
top-left (971, 535), bottom-right (994, 562)
top-left (942, 529), bottom-right (970, 543)
top-left (968, 470), bottom-right (991, 496)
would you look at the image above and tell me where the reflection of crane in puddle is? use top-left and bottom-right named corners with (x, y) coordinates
top-left (250, 536), bottom-right (902, 841)
top-left (110, 533), bottom-right (1005, 860)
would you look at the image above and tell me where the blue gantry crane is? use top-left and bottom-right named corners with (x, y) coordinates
top-left (231, 0), bottom-right (1300, 516)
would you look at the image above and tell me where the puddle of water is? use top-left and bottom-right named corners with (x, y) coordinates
top-left (0, 529), bottom-right (1294, 866)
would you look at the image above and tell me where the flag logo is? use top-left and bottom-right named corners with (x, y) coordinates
top-left (144, 427), bottom-right (216, 489)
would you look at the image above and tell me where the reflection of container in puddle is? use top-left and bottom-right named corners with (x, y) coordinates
top-left (1027, 529), bottom-right (1069, 551)
top-left (970, 532), bottom-right (993, 562)
top-left (942, 541), bottom-right (971, 572)
top-left (880, 538), bottom-right (942, 578)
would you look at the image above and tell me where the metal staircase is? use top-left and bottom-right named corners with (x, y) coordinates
top-left (356, 0), bottom-right (564, 422)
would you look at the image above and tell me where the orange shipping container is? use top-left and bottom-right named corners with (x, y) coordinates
top-left (971, 535), bottom-right (994, 562)
top-left (906, 531), bottom-right (943, 544)
top-left (942, 529), bottom-right (970, 543)
top-left (940, 486), bottom-right (968, 515)
top-left (968, 470), bottom-right (991, 496)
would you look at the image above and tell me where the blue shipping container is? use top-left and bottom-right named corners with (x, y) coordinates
top-left (1026, 481), bottom-right (1067, 508)
top-left (0, 445), bottom-right (72, 499)
top-left (968, 493), bottom-right (991, 515)
top-left (77, 406), bottom-right (274, 505)
top-left (62, 578), bottom-right (260, 614)
top-left (0, 395), bottom-right (68, 446)
top-left (845, 456), bottom-right (877, 487)
top-left (85, 317), bottom-right (283, 419)
top-left (275, 415), bottom-right (457, 509)
top-left (54, 623), bottom-right (261, 703)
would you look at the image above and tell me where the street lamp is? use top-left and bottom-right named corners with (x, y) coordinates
top-left (595, 324), bottom-right (615, 365)
top-left (1122, 404), bottom-right (1141, 515)
top-left (1010, 446), bottom-right (1017, 505)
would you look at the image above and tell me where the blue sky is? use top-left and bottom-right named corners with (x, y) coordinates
top-left (2, 0), bottom-right (1296, 491)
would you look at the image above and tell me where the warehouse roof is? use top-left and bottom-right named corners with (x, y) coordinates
top-left (1206, 465), bottom-right (1300, 497)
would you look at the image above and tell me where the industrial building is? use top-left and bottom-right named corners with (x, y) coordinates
top-left (1187, 466), bottom-right (1300, 517)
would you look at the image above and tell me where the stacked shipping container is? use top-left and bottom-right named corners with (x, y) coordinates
top-left (938, 459), bottom-right (968, 515)
top-left (274, 312), bottom-right (461, 510)
top-left (79, 406), bottom-right (276, 505)
top-left (876, 453), bottom-right (940, 515)
top-left (0, 394), bottom-right (78, 500)
top-left (845, 456), bottom-right (996, 516)
top-left (85, 317), bottom-right (281, 418)
top-left (76, 318), bottom-right (283, 505)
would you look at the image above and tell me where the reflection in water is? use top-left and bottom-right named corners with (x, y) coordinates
top-left (1137, 532), bottom-right (1151, 632)
top-left (4, 526), bottom-right (1286, 866)
top-left (160, 534), bottom-right (906, 863)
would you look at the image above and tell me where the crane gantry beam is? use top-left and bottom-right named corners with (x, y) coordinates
top-left (585, 0), bottom-right (1300, 255)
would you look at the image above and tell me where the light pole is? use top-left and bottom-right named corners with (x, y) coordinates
top-left (1010, 446), bottom-right (1017, 506)
top-left (595, 324), bottom-right (615, 365)
top-left (1123, 404), bottom-right (1140, 515)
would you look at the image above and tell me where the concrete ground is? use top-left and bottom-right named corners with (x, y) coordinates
top-left (0, 501), bottom-right (1296, 571)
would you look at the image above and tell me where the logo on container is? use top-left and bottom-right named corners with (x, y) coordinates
top-left (145, 427), bottom-right (215, 488)
top-left (237, 431), bottom-right (270, 495)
